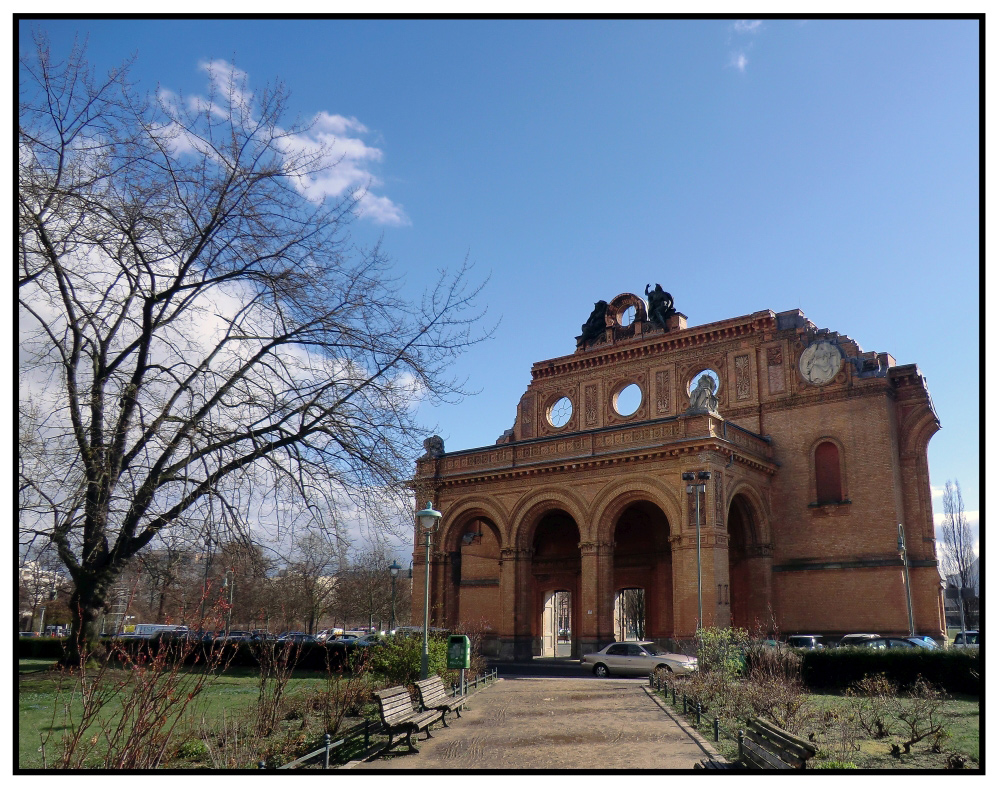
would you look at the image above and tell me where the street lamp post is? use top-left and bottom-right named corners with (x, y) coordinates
top-left (389, 561), bottom-right (400, 633)
top-left (682, 471), bottom-right (712, 631)
top-left (897, 523), bottom-right (915, 636)
top-left (416, 502), bottom-right (443, 680)
top-left (222, 570), bottom-right (234, 633)
top-left (200, 536), bottom-right (212, 624)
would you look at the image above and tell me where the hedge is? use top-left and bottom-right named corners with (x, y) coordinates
top-left (801, 647), bottom-right (980, 695)
top-left (18, 636), bottom-right (68, 659)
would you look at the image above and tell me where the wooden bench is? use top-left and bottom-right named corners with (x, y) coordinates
top-left (374, 685), bottom-right (441, 753)
top-left (415, 676), bottom-right (466, 726)
top-left (737, 717), bottom-right (817, 769)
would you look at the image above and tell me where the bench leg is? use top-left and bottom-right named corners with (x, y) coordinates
top-left (405, 728), bottom-right (419, 753)
top-left (440, 710), bottom-right (451, 728)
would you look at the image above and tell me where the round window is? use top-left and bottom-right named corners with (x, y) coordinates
top-left (614, 383), bottom-right (642, 417)
top-left (547, 396), bottom-right (573, 428)
top-left (618, 305), bottom-right (636, 327)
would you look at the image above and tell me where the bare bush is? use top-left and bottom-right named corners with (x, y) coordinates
top-left (847, 674), bottom-right (898, 739)
top-left (847, 673), bottom-right (949, 756)
top-left (252, 639), bottom-right (302, 737)
top-left (42, 634), bottom-right (229, 768)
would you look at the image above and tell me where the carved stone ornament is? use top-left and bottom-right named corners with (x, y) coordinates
top-left (686, 373), bottom-right (721, 416)
top-left (421, 435), bottom-right (445, 459)
top-left (577, 300), bottom-right (609, 347)
top-left (798, 341), bottom-right (843, 386)
top-left (644, 283), bottom-right (676, 330)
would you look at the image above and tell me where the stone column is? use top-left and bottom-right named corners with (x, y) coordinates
top-left (578, 540), bottom-right (614, 655)
top-left (673, 477), bottom-right (726, 637)
top-left (498, 548), bottom-right (531, 661)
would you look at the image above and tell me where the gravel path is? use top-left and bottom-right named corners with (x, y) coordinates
top-left (353, 677), bottom-right (712, 770)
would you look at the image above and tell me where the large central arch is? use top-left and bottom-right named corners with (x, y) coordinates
top-left (531, 509), bottom-right (581, 657)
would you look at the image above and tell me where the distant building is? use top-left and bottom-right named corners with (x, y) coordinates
top-left (944, 557), bottom-right (979, 628)
top-left (413, 292), bottom-right (945, 659)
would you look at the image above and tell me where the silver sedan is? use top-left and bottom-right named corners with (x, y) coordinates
top-left (581, 641), bottom-right (697, 678)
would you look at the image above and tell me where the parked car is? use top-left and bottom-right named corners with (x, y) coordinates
top-left (953, 630), bottom-right (979, 648)
top-left (216, 630), bottom-right (254, 643)
top-left (863, 637), bottom-right (921, 649)
top-left (581, 641), bottom-right (697, 678)
top-left (276, 632), bottom-right (318, 644)
top-left (836, 633), bottom-right (880, 647)
top-left (905, 635), bottom-right (940, 649)
top-left (785, 635), bottom-right (824, 650)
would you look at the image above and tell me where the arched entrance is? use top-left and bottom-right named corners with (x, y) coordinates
top-left (727, 492), bottom-right (770, 632)
top-left (612, 501), bottom-right (672, 641)
top-left (532, 510), bottom-right (581, 657)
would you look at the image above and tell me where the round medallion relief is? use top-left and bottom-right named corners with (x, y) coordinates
top-left (799, 341), bottom-right (842, 386)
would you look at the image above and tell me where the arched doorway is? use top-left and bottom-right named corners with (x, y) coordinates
top-left (446, 517), bottom-right (502, 633)
top-left (727, 493), bottom-right (770, 632)
top-left (612, 501), bottom-right (672, 641)
top-left (532, 510), bottom-right (581, 657)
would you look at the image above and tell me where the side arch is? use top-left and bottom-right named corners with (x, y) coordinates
top-left (438, 496), bottom-right (510, 552)
top-left (725, 481), bottom-right (772, 546)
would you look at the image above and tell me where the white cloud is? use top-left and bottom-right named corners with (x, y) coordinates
top-left (733, 20), bottom-right (763, 34)
top-left (730, 52), bottom-right (749, 73)
top-left (930, 484), bottom-right (945, 498)
top-left (165, 61), bottom-right (407, 226)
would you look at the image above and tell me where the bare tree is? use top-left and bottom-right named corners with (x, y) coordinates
top-left (939, 479), bottom-right (978, 627)
top-left (336, 550), bottom-right (397, 632)
top-left (19, 34), bottom-right (490, 663)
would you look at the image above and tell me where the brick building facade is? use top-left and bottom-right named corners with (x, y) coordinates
top-left (411, 292), bottom-right (946, 660)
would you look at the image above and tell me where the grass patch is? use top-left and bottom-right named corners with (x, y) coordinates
top-left (17, 660), bottom-right (371, 769)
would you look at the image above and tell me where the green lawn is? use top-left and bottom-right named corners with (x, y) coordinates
top-left (18, 659), bottom-right (345, 769)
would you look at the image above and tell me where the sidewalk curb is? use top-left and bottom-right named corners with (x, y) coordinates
top-left (642, 685), bottom-right (730, 763)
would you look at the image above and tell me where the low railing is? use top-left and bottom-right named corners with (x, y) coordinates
top-left (260, 668), bottom-right (499, 769)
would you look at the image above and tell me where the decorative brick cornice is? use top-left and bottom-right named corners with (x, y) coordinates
top-left (530, 310), bottom-right (777, 380)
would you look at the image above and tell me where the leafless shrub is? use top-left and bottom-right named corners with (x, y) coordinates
top-left (847, 673), bottom-right (948, 755)
top-left (895, 677), bottom-right (947, 755)
top-left (252, 639), bottom-right (302, 738)
top-left (309, 651), bottom-right (371, 735)
top-left (42, 633), bottom-right (229, 768)
top-left (847, 674), bottom-right (898, 739)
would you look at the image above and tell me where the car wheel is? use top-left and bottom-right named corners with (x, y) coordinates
top-left (593, 663), bottom-right (609, 678)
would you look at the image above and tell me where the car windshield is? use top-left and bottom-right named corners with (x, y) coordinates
top-left (641, 643), bottom-right (667, 656)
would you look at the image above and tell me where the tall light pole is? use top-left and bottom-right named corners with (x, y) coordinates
top-left (897, 523), bottom-right (915, 636)
top-left (222, 570), bottom-right (234, 633)
top-left (416, 501), bottom-right (442, 680)
top-left (682, 471), bottom-right (712, 631)
top-left (389, 561), bottom-right (400, 633)
top-left (200, 536), bottom-right (212, 625)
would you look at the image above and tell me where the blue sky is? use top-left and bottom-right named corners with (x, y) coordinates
top-left (20, 18), bottom-right (980, 558)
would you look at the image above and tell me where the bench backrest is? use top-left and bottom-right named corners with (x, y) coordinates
top-left (740, 718), bottom-right (817, 769)
top-left (415, 676), bottom-right (449, 707)
top-left (375, 685), bottom-right (418, 727)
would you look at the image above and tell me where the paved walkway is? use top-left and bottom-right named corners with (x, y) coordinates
top-left (353, 677), bottom-right (713, 770)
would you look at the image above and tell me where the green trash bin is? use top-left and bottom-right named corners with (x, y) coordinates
top-left (447, 635), bottom-right (471, 669)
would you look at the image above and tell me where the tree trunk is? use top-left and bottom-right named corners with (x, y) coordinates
top-left (64, 577), bottom-right (110, 665)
